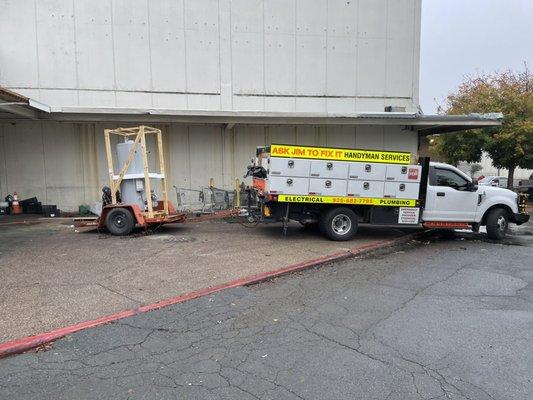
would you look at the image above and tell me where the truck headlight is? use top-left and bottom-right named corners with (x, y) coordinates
top-left (518, 193), bottom-right (527, 214)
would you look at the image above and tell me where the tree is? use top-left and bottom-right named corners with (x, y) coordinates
top-left (469, 163), bottom-right (483, 177)
top-left (431, 66), bottom-right (533, 189)
top-left (430, 131), bottom-right (487, 166)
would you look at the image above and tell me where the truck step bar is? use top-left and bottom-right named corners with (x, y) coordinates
top-left (423, 221), bottom-right (471, 229)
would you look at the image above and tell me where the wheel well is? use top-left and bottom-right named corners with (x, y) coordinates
top-left (322, 205), bottom-right (366, 220)
top-left (481, 204), bottom-right (513, 225)
top-left (100, 204), bottom-right (145, 226)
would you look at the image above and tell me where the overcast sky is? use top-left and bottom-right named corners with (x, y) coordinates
top-left (420, 0), bottom-right (533, 114)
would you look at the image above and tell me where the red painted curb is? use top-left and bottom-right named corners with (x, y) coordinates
top-left (0, 231), bottom-right (425, 359)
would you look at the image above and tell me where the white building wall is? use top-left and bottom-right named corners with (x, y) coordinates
top-left (0, 122), bottom-right (418, 211)
top-left (0, 0), bottom-right (421, 113)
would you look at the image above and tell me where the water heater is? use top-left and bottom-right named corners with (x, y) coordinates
top-left (116, 139), bottom-right (157, 210)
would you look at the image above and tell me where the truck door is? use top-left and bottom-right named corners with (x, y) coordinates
top-left (423, 166), bottom-right (478, 221)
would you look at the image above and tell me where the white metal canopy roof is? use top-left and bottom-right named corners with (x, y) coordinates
top-left (0, 87), bottom-right (502, 135)
top-left (0, 87), bottom-right (50, 120)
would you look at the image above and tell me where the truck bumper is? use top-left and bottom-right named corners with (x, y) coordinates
top-left (512, 213), bottom-right (530, 225)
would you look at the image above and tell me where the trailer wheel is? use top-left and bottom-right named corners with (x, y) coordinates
top-left (106, 207), bottom-right (135, 236)
top-left (319, 207), bottom-right (358, 241)
top-left (486, 208), bottom-right (509, 240)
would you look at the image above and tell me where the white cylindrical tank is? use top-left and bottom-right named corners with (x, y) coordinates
top-left (116, 140), bottom-right (146, 209)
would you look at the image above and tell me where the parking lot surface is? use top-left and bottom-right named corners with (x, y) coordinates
top-left (1, 225), bottom-right (531, 400)
top-left (0, 217), bottom-right (407, 342)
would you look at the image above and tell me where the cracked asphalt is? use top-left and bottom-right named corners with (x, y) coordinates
top-left (0, 217), bottom-right (402, 343)
top-left (1, 230), bottom-right (532, 399)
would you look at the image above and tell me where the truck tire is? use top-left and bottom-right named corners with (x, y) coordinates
top-left (105, 207), bottom-right (135, 236)
top-left (319, 207), bottom-right (358, 241)
top-left (486, 208), bottom-right (509, 240)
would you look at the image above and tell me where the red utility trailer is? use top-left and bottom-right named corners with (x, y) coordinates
top-left (75, 126), bottom-right (187, 235)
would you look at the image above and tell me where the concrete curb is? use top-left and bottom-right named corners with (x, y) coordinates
top-left (0, 230), bottom-right (428, 359)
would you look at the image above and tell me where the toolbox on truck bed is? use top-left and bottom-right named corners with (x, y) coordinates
top-left (244, 144), bottom-right (428, 240)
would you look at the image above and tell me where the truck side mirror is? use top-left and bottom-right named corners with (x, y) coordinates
top-left (468, 181), bottom-right (478, 192)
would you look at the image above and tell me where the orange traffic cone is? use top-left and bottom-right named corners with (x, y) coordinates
top-left (11, 192), bottom-right (22, 214)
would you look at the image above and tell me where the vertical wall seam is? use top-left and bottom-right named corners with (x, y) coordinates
top-left (182, 0), bottom-right (189, 109)
top-left (109, 0), bottom-right (118, 106)
top-left (228, 0), bottom-right (234, 109)
top-left (384, 0), bottom-right (389, 98)
top-left (217, 0), bottom-right (222, 109)
top-left (220, 126), bottom-right (223, 186)
top-left (0, 125), bottom-right (8, 193)
top-left (262, 0), bottom-right (266, 111)
top-left (231, 125), bottom-right (235, 183)
top-left (354, 0), bottom-right (360, 112)
top-left (72, 0), bottom-right (80, 105)
top-left (186, 125), bottom-right (192, 188)
top-left (40, 122), bottom-right (48, 203)
top-left (33, 0), bottom-right (41, 90)
top-left (146, 0), bottom-right (154, 106)
top-left (294, 0), bottom-right (298, 97)
top-left (80, 123), bottom-right (86, 202)
top-left (325, 0), bottom-right (328, 98)
top-left (412, 0), bottom-right (421, 106)
top-left (93, 124), bottom-right (100, 198)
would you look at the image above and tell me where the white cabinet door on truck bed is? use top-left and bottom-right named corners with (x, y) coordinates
top-left (347, 180), bottom-right (385, 198)
top-left (385, 165), bottom-right (422, 182)
top-left (348, 163), bottom-right (386, 181)
top-left (268, 176), bottom-right (309, 194)
top-left (384, 182), bottom-right (420, 199)
top-left (269, 158), bottom-right (310, 177)
top-left (423, 166), bottom-right (478, 221)
top-left (309, 178), bottom-right (347, 196)
top-left (310, 160), bottom-right (349, 179)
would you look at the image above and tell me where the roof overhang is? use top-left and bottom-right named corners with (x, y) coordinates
top-left (41, 107), bottom-right (502, 134)
top-left (0, 87), bottom-right (50, 120)
top-left (0, 87), bottom-right (502, 134)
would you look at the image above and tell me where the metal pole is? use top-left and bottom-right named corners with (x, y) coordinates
top-left (235, 178), bottom-right (240, 208)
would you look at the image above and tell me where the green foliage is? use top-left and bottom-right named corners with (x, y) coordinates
top-left (431, 131), bottom-right (488, 166)
top-left (431, 66), bottom-right (533, 187)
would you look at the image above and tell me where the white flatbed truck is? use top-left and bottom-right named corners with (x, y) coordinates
top-left (245, 144), bottom-right (529, 241)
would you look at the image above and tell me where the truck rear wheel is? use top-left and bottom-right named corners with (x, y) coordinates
top-left (486, 208), bottom-right (509, 240)
top-left (106, 207), bottom-right (135, 236)
top-left (319, 207), bottom-right (358, 241)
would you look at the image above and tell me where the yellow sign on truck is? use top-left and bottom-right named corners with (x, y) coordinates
top-left (270, 144), bottom-right (412, 164)
top-left (277, 195), bottom-right (417, 207)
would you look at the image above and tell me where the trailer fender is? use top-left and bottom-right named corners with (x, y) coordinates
top-left (99, 204), bottom-right (146, 229)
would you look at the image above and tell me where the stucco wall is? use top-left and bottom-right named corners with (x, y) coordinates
top-left (0, 0), bottom-right (421, 113)
top-left (0, 122), bottom-right (418, 211)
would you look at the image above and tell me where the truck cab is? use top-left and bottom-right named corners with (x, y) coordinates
top-left (423, 162), bottom-right (529, 239)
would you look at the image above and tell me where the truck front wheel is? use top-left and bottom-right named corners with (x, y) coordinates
top-left (319, 207), bottom-right (358, 241)
top-left (486, 208), bottom-right (509, 240)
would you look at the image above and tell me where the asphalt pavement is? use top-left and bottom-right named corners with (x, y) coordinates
top-left (0, 228), bottom-right (532, 400)
top-left (0, 217), bottom-right (405, 342)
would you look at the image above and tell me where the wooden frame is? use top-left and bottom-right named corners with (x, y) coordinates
top-left (104, 126), bottom-right (169, 219)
